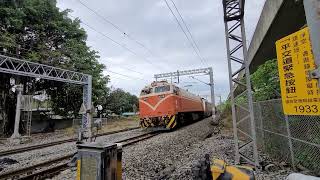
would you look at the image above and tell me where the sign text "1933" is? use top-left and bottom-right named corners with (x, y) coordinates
top-left (294, 105), bottom-right (318, 113)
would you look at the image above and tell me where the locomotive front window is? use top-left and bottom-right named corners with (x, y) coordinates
top-left (155, 85), bottom-right (170, 93)
top-left (141, 88), bottom-right (153, 95)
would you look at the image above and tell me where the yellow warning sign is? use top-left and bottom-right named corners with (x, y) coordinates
top-left (276, 27), bottom-right (320, 115)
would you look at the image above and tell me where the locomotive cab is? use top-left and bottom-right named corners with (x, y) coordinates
top-left (139, 81), bottom-right (179, 130)
top-left (139, 81), bottom-right (177, 117)
top-left (139, 80), bottom-right (211, 130)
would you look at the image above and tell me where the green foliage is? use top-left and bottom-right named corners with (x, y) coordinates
top-left (219, 59), bottom-right (281, 129)
top-left (217, 99), bottom-right (231, 118)
top-left (217, 99), bottom-right (230, 112)
top-left (251, 59), bottom-right (280, 101)
top-left (105, 88), bottom-right (139, 115)
top-left (0, 0), bottom-right (109, 119)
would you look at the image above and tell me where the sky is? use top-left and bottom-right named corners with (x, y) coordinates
top-left (56, 0), bottom-right (266, 104)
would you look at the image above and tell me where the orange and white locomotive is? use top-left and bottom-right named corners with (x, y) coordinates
top-left (139, 81), bottom-right (213, 130)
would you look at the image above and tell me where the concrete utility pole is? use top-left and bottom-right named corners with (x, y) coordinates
top-left (216, 94), bottom-right (222, 105)
top-left (209, 67), bottom-right (216, 117)
top-left (82, 75), bottom-right (93, 142)
top-left (177, 70), bottom-right (180, 84)
top-left (11, 84), bottom-right (23, 140)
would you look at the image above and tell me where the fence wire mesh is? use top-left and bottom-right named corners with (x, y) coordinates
top-left (237, 99), bottom-right (320, 173)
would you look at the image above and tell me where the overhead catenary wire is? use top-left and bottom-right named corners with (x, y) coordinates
top-left (0, 41), bottom-right (149, 82)
top-left (68, 14), bottom-right (165, 71)
top-left (163, 0), bottom-right (207, 67)
top-left (77, 0), bottom-right (173, 72)
top-left (103, 59), bottom-right (143, 75)
top-left (169, 0), bottom-right (208, 66)
top-left (108, 74), bottom-right (133, 82)
top-left (76, 0), bottom-right (157, 58)
top-left (108, 70), bottom-right (147, 82)
top-left (189, 76), bottom-right (209, 85)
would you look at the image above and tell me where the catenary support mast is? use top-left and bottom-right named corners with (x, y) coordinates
top-left (154, 67), bottom-right (216, 116)
top-left (0, 55), bottom-right (92, 142)
top-left (222, 0), bottom-right (259, 166)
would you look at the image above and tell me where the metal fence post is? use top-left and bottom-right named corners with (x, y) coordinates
top-left (284, 115), bottom-right (296, 171)
top-left (257, 103), bottom-right (265, 150)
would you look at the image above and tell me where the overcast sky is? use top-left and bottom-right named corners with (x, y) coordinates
top-left (56, 0), bottom-right (266, 103)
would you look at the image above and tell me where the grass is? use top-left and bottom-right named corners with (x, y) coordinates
top-left (96, 116), bottom-right (140, 134)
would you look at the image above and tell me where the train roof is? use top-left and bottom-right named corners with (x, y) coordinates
top-left (140, 81), bottom-right (204, 100)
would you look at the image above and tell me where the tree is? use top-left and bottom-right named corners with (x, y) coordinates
top-left (251, 59), bottom-right (280, 101)
top-left (0, 0), bottom-right (109, 134)
top-left (105, 88), bottom-right (138, 115)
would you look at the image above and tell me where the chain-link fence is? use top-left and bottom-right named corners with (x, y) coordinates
top-left (244, 99), bottom-right (320, 173)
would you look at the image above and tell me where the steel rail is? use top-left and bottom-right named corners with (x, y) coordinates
top-left (0, 153), bottom-right (74, 179)
top-left (0, 131), bottom-right (159, 180)
top-left (0, 127), bottom-right (140, 157)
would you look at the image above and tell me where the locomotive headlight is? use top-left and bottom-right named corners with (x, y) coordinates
top-left (159, 94), bottom-right (165, 99)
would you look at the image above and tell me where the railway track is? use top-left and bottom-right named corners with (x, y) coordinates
top-left (0, 127), bottom-right (139, 157)
top-left (0, 132), bottom-right (159, 180)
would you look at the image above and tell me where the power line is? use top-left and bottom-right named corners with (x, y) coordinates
top-left (103, 59), bottom-right (143, 75)
top-left (169, 0), bottom-right (208, 66)
top-left (77, 0), bottom-right (156, 57)
top-left (109, 75), bottom-right (132, 81)
top-left (0, 41), bottom-right (148, 82)
top-left (108, 70), bottom-right (147, 81)
top-left (69, 14), bottom-right (165, 71)
top-left (77, 0), bottom-right (173, 72)
top-left (163, 0), bottom-right (207, 67)
top-left (189, 76), bottom-right (209, 85)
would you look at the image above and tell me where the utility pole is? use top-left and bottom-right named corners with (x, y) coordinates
top-left (177, 70), bottom-right (180, 84)
top-left (10, 84), bottom-right (23, 142)
top-left (216, 94), bottom-right (222, 105)
top-left (209, 67), bottom-right (216, 117)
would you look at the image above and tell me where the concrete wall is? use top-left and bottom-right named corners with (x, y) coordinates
top-left (31, 118), bottom-right (73, 133)
top-left (247, 0), bottom-right (284, 66)
top-left (248, 0), bottom-right (306, 72)
top-left (30, 112), bottom-right (73, 133)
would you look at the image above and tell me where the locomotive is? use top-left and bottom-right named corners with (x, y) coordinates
top-left (139, 81), bottom-right (213, 130)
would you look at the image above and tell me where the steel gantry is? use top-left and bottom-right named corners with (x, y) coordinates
top-left (154, 67), bottom-right (216, 117)
top-left (0, 55), bottom-right (92, 141)
top-left (222, 0), bottom-right (259, 166)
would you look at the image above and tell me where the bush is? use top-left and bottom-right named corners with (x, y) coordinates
top-left (251, 59), bottom-right (281, 101)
